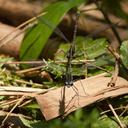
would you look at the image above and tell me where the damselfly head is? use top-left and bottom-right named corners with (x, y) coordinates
top-left (64, 73), bottom-right (73, 87)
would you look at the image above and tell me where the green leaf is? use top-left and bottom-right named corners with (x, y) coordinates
top-left (74, 109), bottom-right (83, 120)
top-left (20, 0), bottom-right (87, 60)
top-left (74, 36), bottom-right (108, 59)
top-left (42, 60), bottom-right (86, 79)
top-left (123, 116), bottom-right (128, 126)
top-left (56, 37), bottom-right (108, 60)
top-left (25, 103), bottom-right (40, 109)
top-left (67, 107), bottom-right (100, 128)
top-left (93, 53), bottom-right (114, 67)
top-left (20, 116), bottom-right (45, 128)
top-left (99, 116), bottom-right (119, 128)
top-left (31, 121), bottom-right (46, 128)
top-left (54, 37), bottom-right (110, 77)
top-left (84, 38), bottom-right (108, 59)
top-left (19, 116), bottom-right (33, 128)
top-left (0, 56), bottom-right (14, 67)
top-left (120, 40), bottom-right (128, 69)
top-left (43, 60), bottom-right (66, 78)
top-left (0, 96), bottom-right (5, 100)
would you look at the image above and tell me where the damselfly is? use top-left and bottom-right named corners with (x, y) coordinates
top-left (37, 11), bottom-right (81, 87)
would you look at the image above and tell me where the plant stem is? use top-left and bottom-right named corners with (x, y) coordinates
top-left (107, 100), bottom-right (125, 128)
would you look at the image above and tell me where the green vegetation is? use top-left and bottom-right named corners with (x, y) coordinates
top-left (0, 0), bottom-right (128, 127)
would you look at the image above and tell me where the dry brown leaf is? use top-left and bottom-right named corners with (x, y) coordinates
top-left (36, 75), bottom-right (128, 120)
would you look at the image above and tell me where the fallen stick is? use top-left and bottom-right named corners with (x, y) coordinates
top-left (0, 86), bottom-right (49, 97)
top-left (36, 76), bottom-right (128, 120)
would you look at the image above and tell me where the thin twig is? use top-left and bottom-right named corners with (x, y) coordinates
top-left (15, 79), bottom-right (44, 87)
top-left (0, 86), bottom-right (55, 96)
top-left (86, 62), bottom-right (112, 75)
top-left (0, 86), bottom-right (46, 93)
top-left (1, 96), bottom-right (26, 127)
top-left (0, 92), bottom-right (37, 96)
top-left (107, 46), bottom-right (120, 61)
top-left (108, 60), bottom-right (119, 87)
top-left (107, 46), bottom-right (128, 87)
top-left (0, 12), bottom-right (46, 48)
top-left (0, 99), bottom-right (19, 108)
top-left (16, 65), bottom-right (44, 74)
top-left (0, 110), bottom-right (31, 119)
top-left (119, 104), bottom-right (128, 117)
top-left (18, 99), bottom-right (33, 107)
top-left (95, 1), bottom-right (122, 87)
top-left (14, 60), bottom-right (94, 75)
top-left (0, 59), bottom-right (94, 65)
top-left (107, 45), bottom-right (128, 72)
top-left (107, 100), bottom-right (125, 128)
top-left (101, 105), bottom-right (128, 115)
top-left (0, 60), bottom-right (45, 65)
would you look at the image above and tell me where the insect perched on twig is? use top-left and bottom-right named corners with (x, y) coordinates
top-left (37, 11), bottom-right (82, 87)
top-left (64, 11), bottom-right (80, 87)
